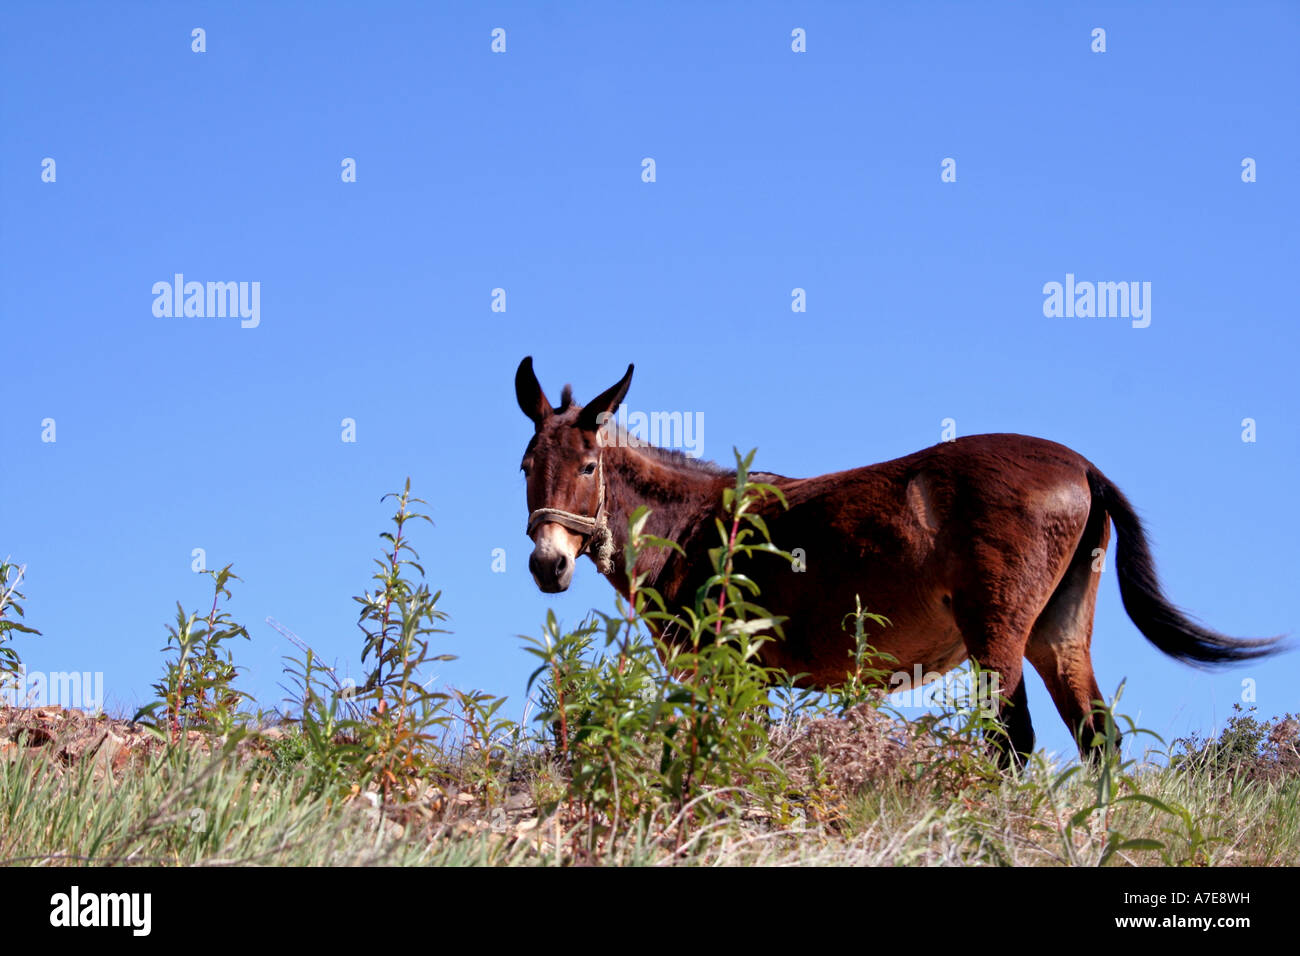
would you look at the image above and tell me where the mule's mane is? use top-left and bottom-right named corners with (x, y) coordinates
top-left (615, 433), bottom-right (733, 476)
top-left (617, 435), bottom-right (784, 483)
top-left (548, 400), bottom-right (735, 477)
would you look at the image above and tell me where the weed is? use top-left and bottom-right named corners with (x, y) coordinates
top-left (0, 559), bottom-right (40, 691)
top-left (136, 564), bottom-right (251, 739)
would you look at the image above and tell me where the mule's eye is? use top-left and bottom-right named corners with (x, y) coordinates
top-left (580, 462), bottom-right (597, 476)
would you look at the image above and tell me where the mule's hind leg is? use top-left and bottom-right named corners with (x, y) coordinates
top-left (948, 599), bottom-right (1040, 769)
top-left (955, 626), bottom-right (1036, 768)
top-left (950, 537), bottom-right (1089, 766)
top-left (948, 479), bottom-right (1094, 769)
top-left (1025, 516), bottom-right (1117, 760)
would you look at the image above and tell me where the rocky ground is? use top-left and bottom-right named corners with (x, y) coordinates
top-left (0, 703), bottom-right (160, 776)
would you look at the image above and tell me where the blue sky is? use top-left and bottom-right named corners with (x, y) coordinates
top-left (2, 1), bottom-right (1296, 761)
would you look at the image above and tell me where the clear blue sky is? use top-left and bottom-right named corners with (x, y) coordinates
top-left (3, 1), bottom-right (1296, 760)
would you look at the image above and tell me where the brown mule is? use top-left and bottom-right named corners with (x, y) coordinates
top-left (515, 357), bottom-right (1282, 764)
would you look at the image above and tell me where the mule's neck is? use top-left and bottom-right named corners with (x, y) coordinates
top-left (596, 444), bottom-right (729, 598)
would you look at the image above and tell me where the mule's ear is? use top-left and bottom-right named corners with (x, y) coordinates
top-left (515, 356), bottom-right (552, 429)
top-left (577, 363), bottom-right (634, 433)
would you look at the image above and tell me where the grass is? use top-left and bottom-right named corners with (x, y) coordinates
top-left (2, 469), bottom-right (1297, 867)
top-left (0, 736), bottom-right (510, 866)
top-left (1, 711), bottom-right (1297, 867)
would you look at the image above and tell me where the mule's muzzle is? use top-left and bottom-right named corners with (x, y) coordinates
top-left (529, 532), bottom-right (576, 593)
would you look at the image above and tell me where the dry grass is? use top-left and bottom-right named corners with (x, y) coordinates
top-left (3, 697), bottom-right (1297, 867)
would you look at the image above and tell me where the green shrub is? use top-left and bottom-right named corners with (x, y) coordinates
top-left (136, 564), bottom-right (252, 738)
top-left (0, 559), bottom-right (40, 691)
top-left (523, 449), bottom-right (800, 859)
top-left (1172, 703), bottom-right (1300, 783)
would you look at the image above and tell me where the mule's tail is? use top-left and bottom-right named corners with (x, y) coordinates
top-left (1087, 467), bottom-right (1284, 665)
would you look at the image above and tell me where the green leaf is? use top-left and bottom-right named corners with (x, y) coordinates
top-left (1114, 838), bottom-right (1165, 852)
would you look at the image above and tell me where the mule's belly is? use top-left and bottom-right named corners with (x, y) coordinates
top-left (761, 581), bottom-right (967, 688)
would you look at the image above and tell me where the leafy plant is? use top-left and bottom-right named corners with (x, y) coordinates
top-left (346, 478), bottom-right (457, 801)
top-left (453, 688), bottom-right (520, 804)
top-left (137, 564), bottom-right (251, 739)
top-left (1020, 685), bottom-right (1216, 866)
top-left (269, 480), bottom-right (517, 807)
top-left (525, 449), bottom-right (799, 859)
top-left (828, 595), bottom-right (894, 715)
top-left (1171, 703), bottom-right (1300, 783)
top-left (0, 559), bottom-right (41, 692)
top-left (273, 635), bottom-right (360, 795)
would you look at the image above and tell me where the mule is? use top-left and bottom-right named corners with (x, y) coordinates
top-left (515, 356), bottom-right (1281, 764)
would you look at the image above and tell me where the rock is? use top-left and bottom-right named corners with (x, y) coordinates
top-left (9, 723), bottom-right (54, 746)
top-left (60, 728), bottom-right (109, 763)
top-left (93, 731), bottom-right (128, 774)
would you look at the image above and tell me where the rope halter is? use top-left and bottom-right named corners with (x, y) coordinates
top-left (526, 454), bottom-right (615, 574)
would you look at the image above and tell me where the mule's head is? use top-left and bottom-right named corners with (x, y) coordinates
top-left (515, 356), bottom-right (633, 593)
